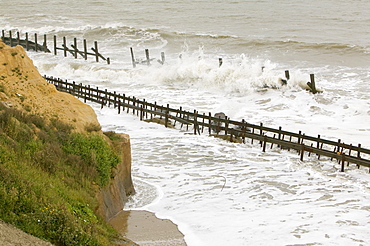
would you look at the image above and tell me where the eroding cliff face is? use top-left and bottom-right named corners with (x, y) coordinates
top-left (0, 40), bottom-right (99, 132)
top-left (0, 40), bottom-right (134, 221)
top-left (96, 133), bottom-right (135, 220)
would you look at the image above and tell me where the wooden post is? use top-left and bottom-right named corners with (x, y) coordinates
top-left (297, 130), bottom-right (302, 145)
top-left (241, 119), bottom-right (246, 144)
top-left (43, 34), bottom-right (47, 52)
top-left (83, 39), bottom-right (87, 60)
top-left (63, 37), bottom-right (67, 57)
top-left (357, 144), bottom-right (361, 158)
top-left (9, 30), bottom-right (12, 47)
top-left (34, 33), bottom-right (38, 52)
top-left (208, 112), bottom-right (212, 134)
top-left (145, 49), bottom-right (150, 65)
top-left (165, 104), bottom-right (169, 128)
top-left (219, 58), bottom-right (223, 67)
top-left (130, 47), bottom-right (136, 68)
top-left (307, 74), bottom-right (317, 94)
top-left (117, 98), bottom-right (121, 114)
top-left (300, 144), bottom-right (305, 161)
top-left (308, 143), bottom-right (313, 157)
top-left (73, 38), bottom-right (78, 59)
top-left (262, 135), bottom-right (267, 152)
top-left (346, 144), bottom-right (352, 166)
top-left (94, 41), bottom-right (99, 62)
top-left (26, 33), bottom-right (30, 51)
top-left (158, 52), bottom-right (165, 65)
top-left (285, 70), bottom-right (290, 80)
top-left (251, 128), bottom-right (254, 144)
top-left (201, 113), bottom-right (205, 133)
top-left (225, 116), bottom-right (229, 135)
top-left (186, 112), bottom-right (190, 131)
top-left (140, 105), bottom-right (144, 121)
top-left (53, 35), bottom-right (57, 55)
top-left (340, 154), bottom-right (345, 172)
top-left (132, 97), bottom-right (136, 114)
top-left (336, 139), bottom-right (341, 154)
top-left (259, 122), bottom-right (263, 146)
top-left (1, 30), bottom-right (4, 40)
top-left (17, 32), bottom-right (20, 45)
top-left (161, 52), bottom-right (165, 64)
top-left (278, 126), bottom-right (282, 147)
top-left (193, 110), bottom-right (199, 135)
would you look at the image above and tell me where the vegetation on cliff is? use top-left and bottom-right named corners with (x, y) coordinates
top-left (0, 103), bottom-right (128, 245)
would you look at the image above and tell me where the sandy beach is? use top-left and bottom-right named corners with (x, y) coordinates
top-left (109, 210), bottom-right (187, 246)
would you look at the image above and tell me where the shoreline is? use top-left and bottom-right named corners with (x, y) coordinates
top-left (109, 210), bottom-right (187, 246)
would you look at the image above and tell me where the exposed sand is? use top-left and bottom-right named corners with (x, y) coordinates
top-left (109, 210), bottom-right (187, 246)
top-left (0, 220), bottom-right (53, 246)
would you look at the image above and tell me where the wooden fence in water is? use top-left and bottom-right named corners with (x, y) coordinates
top-left (44, 75), bottom-right (370, 173)
top-left (1, 30), bottom-right (109, 64)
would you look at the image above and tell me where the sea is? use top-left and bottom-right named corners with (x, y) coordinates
top-left (2, 0), bottom-right (370, 245)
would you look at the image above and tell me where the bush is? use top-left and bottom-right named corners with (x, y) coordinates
top-left (62, 133), bottom-right (120, 186)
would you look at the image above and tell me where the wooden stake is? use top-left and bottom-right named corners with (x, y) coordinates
top-left (145, 49), bottom-right (150, 65)
top-left (285, 70), bottom-right (290, 80)
top-left (307, 74), bottom-right (317, 94)
top-left (130, 47), bottom-right (136, 68)
top-left (34, 33), bottom-right (38, 52)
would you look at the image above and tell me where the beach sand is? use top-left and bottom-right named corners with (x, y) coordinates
top-left (109, 210), bottom-right (187, 246)
top-left (109, 210), bottom-right (186, 246)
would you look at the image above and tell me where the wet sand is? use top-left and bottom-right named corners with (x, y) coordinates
top-left (109, 210), bottom-right (187, 246)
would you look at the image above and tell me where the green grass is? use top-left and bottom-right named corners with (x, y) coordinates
top-left (0, 103), bottom-right (123, 245)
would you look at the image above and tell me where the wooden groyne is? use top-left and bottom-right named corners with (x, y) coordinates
top-left (1, 30), bottom-right (109, 64)
top-left (44, 75), bottom-right (370, 173)
top-left (1, 30), bottom-right (319, 94)
top-left (1, 30), bottom-right (50, 52)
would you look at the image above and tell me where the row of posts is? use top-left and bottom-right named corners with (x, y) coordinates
top-left (1, 30), bottom-right (109, 64)
top-left (1, 30), bottom-right (48, 52)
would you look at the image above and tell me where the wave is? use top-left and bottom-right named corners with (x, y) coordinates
top-left (5, 22), bottom-right (368, 58)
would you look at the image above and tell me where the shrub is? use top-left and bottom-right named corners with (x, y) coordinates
top-left (62, 133), bottom-right (120, 186)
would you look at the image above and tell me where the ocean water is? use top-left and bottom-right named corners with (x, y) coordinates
top-left (2, 1), bottom-right (370, 245)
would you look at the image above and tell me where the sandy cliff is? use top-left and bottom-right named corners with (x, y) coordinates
top-left (0, 40), bottom-right (99, 132)
top-left (0, 40), bottom-right (134, 240)
top-left (96, 133), bottom-right (135, 220)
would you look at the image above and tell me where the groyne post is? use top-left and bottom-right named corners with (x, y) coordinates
top-left (145, 49), bottom-right (150, 66)
top-left (219, 58), bottom-right (223, 67)
top-left (34, 33), bottom-right (38, 52)
top-left (43, 34), bottom-right (47, 52)
top-left (158, 52), bottom-right (165, 65)
top-left (307, 74), bottom-right (317, 94)
top-left (17, 32), bottom-right (20, 45)
top-left (53, 35), bottom-right (57, 55)
top-left (9, 31), bottom-right (13, 47)
top-left (94, 41), bottom-right (99, 62)
top-left (63, 37), bottom-right (67, 57)
top-left (285, 70), bottom-right (290, 80)
top-left (74, 38), bottom-right (78, 59)
top-left (130, 47), bottom-right (136, 68)
top-left (83, 39), bottom-right (88, 60)
top-left (26, 33), bottom-right (30, 51)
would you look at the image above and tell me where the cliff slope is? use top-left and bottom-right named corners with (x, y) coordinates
top-left (0, 40), bottom-right (135, 245)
